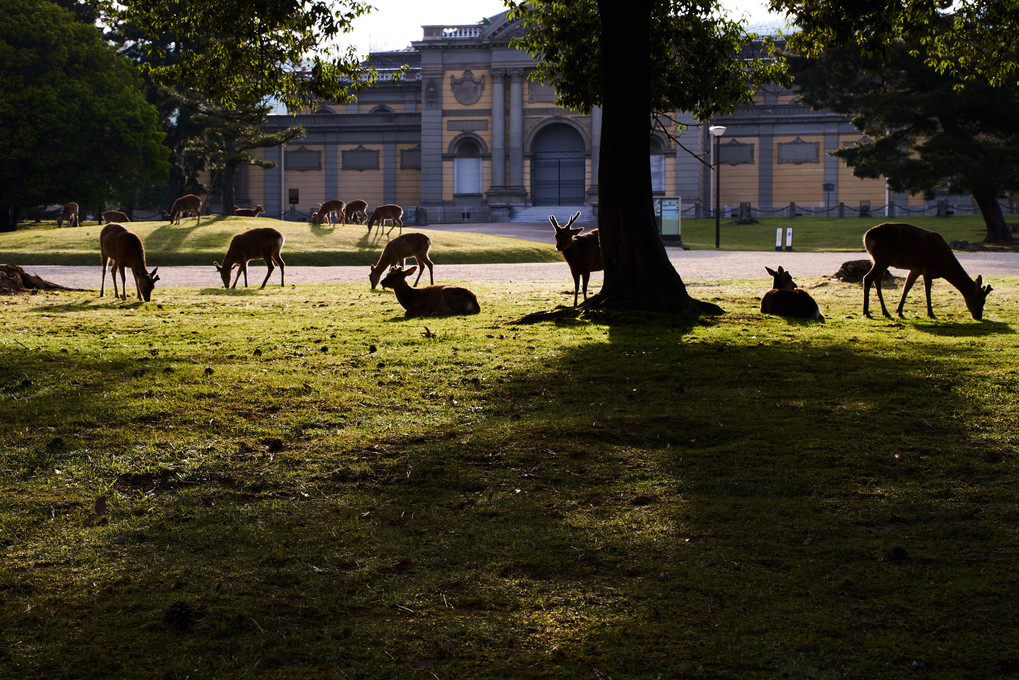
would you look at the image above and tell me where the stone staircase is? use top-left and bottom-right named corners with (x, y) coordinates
top-left (506, 205), bottom-right (594, 224)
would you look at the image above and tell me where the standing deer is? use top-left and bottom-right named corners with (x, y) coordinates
top-left (863, 222), bottom-right (992, 320)
top-left (233, 204), bottom-right (264, 217)
top-left (366, 204), bottom-right (404, 235)
top-left (99, 223), bottom-right (159, 301)
top-left (58, 202), bottom-right (79, 228)
top-left (167, 194), bottom-right (202, 225)
top-left (368, 232), bottom-right (434, 290)
top-left (380, 266), bottom-right (480, 317)
top-left (550, 211), bottom-right (603, 306)
top-left (102, 210), bottom-right (130, 223)
top-left (760, 266), bottom-right (824, 321)
top-left (344, 199), bottom-right (368, 225)
top-left (310, 199), bottom-right (345, 225)
top-left (214, 227), bottom-right (286, 289)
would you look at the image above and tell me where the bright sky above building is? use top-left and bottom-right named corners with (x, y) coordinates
top-left (347, 0), bottom-right (787, 55)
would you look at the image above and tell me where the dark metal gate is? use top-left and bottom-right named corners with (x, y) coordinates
top-left (532, 158), bottom-right (586, 206)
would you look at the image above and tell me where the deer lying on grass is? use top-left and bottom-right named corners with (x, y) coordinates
top-left (366, 204), bottom-right (404, 236)
top-left (310, 199), bottom-right (345, 225)
top-left (369, 233), bottom-right (434, 290)
top-left (380, 265), bottom-right (480, 317)
top-left (233, 204), bottom-right (264, 217)
top-left (760, 266), bottom-right (824, 321)
top-left (102, 210), bottom-right (130, 223)
top-left (167, 194), bottom-right (202, 225)
top-left (550, 211), bottom-right (603, 306)
top-left (99, 223), bottom-right (159, 301)
top-left (863, 222), bottom-right (992, 320)
top-left (214, 227), bottom-right (285, 289)
top-left (58, 202), bottom-right (79, 228)
top-left (344, 199), bottom-right (368, 225)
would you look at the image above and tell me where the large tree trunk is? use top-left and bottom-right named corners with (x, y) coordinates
top-left (973, 189), bottom-right (1013, 243)
top-left (590, 0), bottom-right (719, 315)
top-left (0, 206), bottom-right (18, 232)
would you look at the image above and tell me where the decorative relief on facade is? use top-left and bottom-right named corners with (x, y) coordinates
top-left (401, 145), bottom-right (422, 171)
top-left (450, 70), bottom-right (486, 106)
top-left (720, 139), bottom-right (755, 166)
top-left (527, 81), bottom-right (557, 103)
top-left (285, 146), bottom-right (321, 171)
top-left (777, 137), bottom-right (820, 164)
top-left (342, 145), bottom-right (380, 171)
top-left (424, 79), bottom-right (439, 110)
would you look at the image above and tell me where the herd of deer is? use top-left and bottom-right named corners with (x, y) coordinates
top-left (77, 195), bottom-right (991, 320)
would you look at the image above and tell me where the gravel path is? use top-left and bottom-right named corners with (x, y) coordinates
top-left (23, 248), bottom-right (1019, 291)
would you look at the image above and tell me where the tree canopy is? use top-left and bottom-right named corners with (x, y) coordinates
top-left (0, 0), bottom-right (168, 230)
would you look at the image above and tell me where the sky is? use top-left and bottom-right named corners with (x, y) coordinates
top-left (346, 0), bottom-right (786, 55)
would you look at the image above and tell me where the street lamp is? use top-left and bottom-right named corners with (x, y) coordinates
top-left (709, 125), bottom-right (726, 249)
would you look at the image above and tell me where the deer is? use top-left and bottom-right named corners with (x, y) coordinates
top-left (550, 211), bottom-right (603, 306)
top-left (760, 266), bottom-right (824, 321)
top-left (102, 210), bottom-right (130, 223)
top-left (166, 194), bottom-right (202, 225)
top-left (344, 199), bottom-right (368, 225)
top-left (310, 199), bottom-right (346, 225)
top-left (863, 222), bottom-right (992, 320)
top-left (368, 232), bottom-right (434, 290)
top-left (214, 227), bottom-right (286, 289)
top-left (99, 223), bottom-right (159, 301)
top-left (58, 202), bottom-right (79, 228)
top-left (233, 204), bottom-right (264, 218)
top-left (380, 265), bottom-right (480, 317)
top-left (366, 204), bottom-right (404, 236)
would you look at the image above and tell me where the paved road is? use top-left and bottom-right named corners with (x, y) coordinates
top-left (19, 222), bottom-right (1019, 290)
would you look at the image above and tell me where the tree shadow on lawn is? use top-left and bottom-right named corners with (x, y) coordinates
top-left (6, 323), bottom-right (1017, 677)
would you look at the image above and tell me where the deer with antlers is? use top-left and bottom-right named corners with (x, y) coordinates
top-left (166, 194), bottom-right (202, 225)
top-left (550, 211), bottom-right (603, 306)
top-left (99, 223), bottom-right (159, 301)
top-left (58, 202), bottom-right (79, 228)
top-left (366, 204), bottom-right (404, 236)
top-left (863, 222), bottom-right (992, 320)
top-left (368, 233), bottom-right (434, 290)
top-left (214, 227), bottom-right (286, 289)
top-left (380, 265), bottom-right (480, 317)
top-left (760, 266), bottom-right (824, 321)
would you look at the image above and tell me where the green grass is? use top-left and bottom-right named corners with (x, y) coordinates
top-left (0, 216), bottom-right (561, 266)
top-left (2, 275), bottom-right (1017, 678)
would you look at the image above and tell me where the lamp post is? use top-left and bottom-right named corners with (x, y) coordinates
top-left (709, 125), bottom-right (726, 249)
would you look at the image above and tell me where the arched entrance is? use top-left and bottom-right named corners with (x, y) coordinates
top-left (531, 123), bottom-right (586, 206)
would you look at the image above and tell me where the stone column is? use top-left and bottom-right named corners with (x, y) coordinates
top-left (491, 70), bottom-right (506, 190)
top-left (508, 69), bottom-right (524, 191)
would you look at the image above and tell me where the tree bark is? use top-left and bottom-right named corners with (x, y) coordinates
top-left (590, 0), bottom-right (719, 315)
top-left (973, 189), bottom-right (1013, 243)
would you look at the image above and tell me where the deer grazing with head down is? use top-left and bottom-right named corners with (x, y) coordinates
top-left (99, 223), bottom-right (159, 301)
top-left (58, 202), bottom-right (79, 228)
top-left (369, 232), bottom-right (434, 290)
top-left (233, 204), bottom-right (264, 218)
top-left (760, 266), bottom-right (824, 321)
top-left (863, 222), bottom-right (992, 320)
top-left (550, 211), bottom-right (603, 306)
top-left (380, 265), bottom-right (480, 317)
top-left (167, 194), bottom-right (202, 225)
top-left (102, 210), bottom-right (130, 223)
top-left (214, 227), bottom-right (286, 289)
top-left (366, 204), bottom-right (404, 236)
top-left (310, 199), bottom-right (345, 225)
top-left (344, 199), bottom-right (368, 225)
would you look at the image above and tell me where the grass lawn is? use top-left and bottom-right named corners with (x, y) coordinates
top-left (2, 273), bottom-right (1017, 678)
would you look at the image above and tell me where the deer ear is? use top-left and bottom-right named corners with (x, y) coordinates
top-left (765, 266), bottom-right (777, 276)
top-left (213, 261), bottom-right (222, 271)
top-left (974, 275), bottom-right (982, 286)
top-left (985, 284), bottom-right (993, 294)
top-left (150, 267), bottom-right (159, 277)
top-left (405, 266), bottom-right (417, 276)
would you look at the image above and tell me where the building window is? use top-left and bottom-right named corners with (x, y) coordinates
top-left (650, 137), bottom-right (666, 194)
top-left (454, 139), bottom-right (483, 195)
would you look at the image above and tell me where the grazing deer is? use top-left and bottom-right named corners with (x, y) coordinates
top-left (760, 266), bottom-right (824, 321)
top-left (99, 223), bottom-right (159, 301)
top-left (369, 232), bottom-right (434, 290)
top-left (550, 211), bottom-right (603, 306)
top-left (380, 266), bottom-right (480, 317)
top-left (102, 210), bottom-right (130, 223)
top-left (310, 199), bottom-right (345, 225)
top-left (366, 204), bottom-right (404, 235)
top-left (214, 227), bottom-right (286, 289)
top-left (344, 199), bottom-right (368, 225)
top-left (167, 194), bottom-right (202, 225)
top-left (233, 204), bottom-right (264, 217)
top-left (58, 202), bottom-right (79, 228)
top-left (863, 222), bottom-right (992, 320)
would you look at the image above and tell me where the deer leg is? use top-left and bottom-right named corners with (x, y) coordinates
top-left (275, 255), bottom-right (285, 287)
top-left (864, 266), bottom-right (891, 318)
top-left (259, 257), bottom-right (274, 289)
top-left (582, 272), bottom-right (591, 302)
top-left (412, 266), bottom-right (424, 287)
top-left (231, 265), bottom-right (244, 289)
top-left (896, 271), bottom-right (921, 317)
top-left (422, 256), bottom-right (435, 285)
top-left (115, 265), bottom-right (125, 300)
top-left (923, 275), bottom-right (936, 318)
top-left (572, 274), bottom-right (581, 306)
top-left (100, 259), bottom-right (109, 297)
